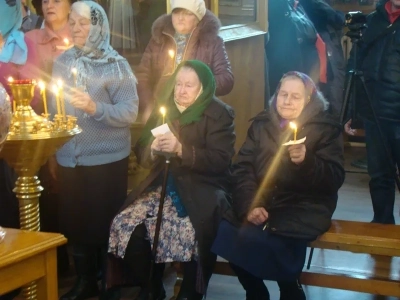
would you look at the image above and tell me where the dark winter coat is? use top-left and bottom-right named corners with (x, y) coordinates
top-left (300, 0), bottom-right (346, 117)
top-left (225, 94), bottom-right (345, 240)
top-left (136, 10), bottom-right (234, 115)
top-left (121, 97), bottom-right (236, 287)
top-left (267, 0), bottom-right (320, 93)
top-left (349, 0), bottom-right (400, 122)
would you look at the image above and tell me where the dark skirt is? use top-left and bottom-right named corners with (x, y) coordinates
top-left (58, 157), bottom-right (129, 245)
top-left (211, 219), bottom-right (309, 281)
top-left (0, 160), bottom-right (19, 228)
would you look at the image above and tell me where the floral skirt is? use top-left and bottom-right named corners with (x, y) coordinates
top-left (108, 186), bottom-right (197, 263)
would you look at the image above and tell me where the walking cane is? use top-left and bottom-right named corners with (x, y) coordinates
top-left (148, 150), bottom-right (176, 300)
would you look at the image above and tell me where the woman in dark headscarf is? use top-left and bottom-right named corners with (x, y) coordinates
top-left (212, 71), bottom-right (345, 300)
top-left (50, 1), bottom-right (139, 299)
top-left (108, 60), bottom-right (235, 299)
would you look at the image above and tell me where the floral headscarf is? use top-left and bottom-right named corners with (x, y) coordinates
top-left (66, 1), bottom-right (126, 85)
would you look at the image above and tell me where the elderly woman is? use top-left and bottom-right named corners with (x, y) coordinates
top-left (108, 60), bottom-right (235, 299)
top-left (50, 1), bottom-right (139, 299)
top-left (137, 0), bottom-right (234, 122)
top-left (26, 0), bottom-right (76, 81)
top-left (212, 72), bottom-right (345, 300)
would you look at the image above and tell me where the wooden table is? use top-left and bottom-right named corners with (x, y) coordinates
top-left (0, 228), bottom-right (67, 299)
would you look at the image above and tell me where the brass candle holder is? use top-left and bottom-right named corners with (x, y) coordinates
top-left (0, 80), bottom-right (81, 299)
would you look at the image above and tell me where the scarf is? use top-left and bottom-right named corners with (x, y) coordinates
top-left (0, 0), bottom-right (27, 64)
top-left (137, 60), bottom-right (216, 146)
top-left (66, 1), bottom-right (127, 86)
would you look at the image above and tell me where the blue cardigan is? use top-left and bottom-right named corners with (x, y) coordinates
top-left (51, 54), bottom-right (138, 167)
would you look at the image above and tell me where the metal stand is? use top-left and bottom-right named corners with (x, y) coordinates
top-left (148, 150), bottom-right (176, 300)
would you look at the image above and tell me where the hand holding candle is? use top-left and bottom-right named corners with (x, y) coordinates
top-left (159, 106), bottom-right (166, 124)
top-left (70, 87), bottom-right (96, 115)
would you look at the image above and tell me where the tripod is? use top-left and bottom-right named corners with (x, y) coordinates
top-left (339, 31), bottom-right (400, 193)
top-left (306, 29), bottom-right (400, 271)
top-left (147, 150), bottom-right (176, 300)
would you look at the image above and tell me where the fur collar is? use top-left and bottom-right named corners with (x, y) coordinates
top-left (151, 10), bottom-right (221, 43)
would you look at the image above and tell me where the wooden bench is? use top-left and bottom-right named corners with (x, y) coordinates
top-left (0, 228), bottom-right (67, 299)
top-left (210, 219), bottom-right (400, 297)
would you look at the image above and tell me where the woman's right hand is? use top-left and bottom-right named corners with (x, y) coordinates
top-left (247, 207), bottom-right (269, 226)
top-left (150, 137), bottom-right (161, 160)
top-left (344, 119), bottom-right (357, 136)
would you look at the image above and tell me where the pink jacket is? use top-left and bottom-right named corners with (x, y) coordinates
top-left (25, 24), bottom-right (72, 81)
top-left (0, 36), bottom-right (40, 110)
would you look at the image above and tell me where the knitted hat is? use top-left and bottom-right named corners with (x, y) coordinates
top-left (170, 0), bottom-right (206, 21)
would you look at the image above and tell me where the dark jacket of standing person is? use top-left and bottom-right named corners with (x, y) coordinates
top-left (136, 2), bottom-right (234, 122)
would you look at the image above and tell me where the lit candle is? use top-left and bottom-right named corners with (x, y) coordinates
top-left (289, 122), bottom-right (297, 141)
top-left (71, 68), bottom-right (78, 87)
top-left (168, 50), bottom-right (175, 59)
top-left (7, 77), bottom-right (16, 111)
top-left (57, 80), bottom-right (66, 121)
top-left (159, 106), bottom-right (166, 124)
top-left (63, 38), bottom-right (70, 47)
top-left (52, 85), bottom-right (61, 115)
top-left (38, 81), bottom-right (48, 115)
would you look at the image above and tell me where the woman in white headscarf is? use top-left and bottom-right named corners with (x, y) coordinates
top-left (50, 1), bottom-right (139, 299)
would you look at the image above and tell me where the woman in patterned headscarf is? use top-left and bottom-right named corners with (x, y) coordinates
top-left (50, 1), bottom-right (139, 299)
top-left (212, 71), bottom-right (345, 300)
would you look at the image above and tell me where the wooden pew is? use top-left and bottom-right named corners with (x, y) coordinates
top-left (210, 219), bottom-right (400, 297)
top-left (0, 228), bottom-right (67, 299)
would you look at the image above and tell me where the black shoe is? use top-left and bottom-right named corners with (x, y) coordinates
top-left (59, 276), bottom-right (99, 300)
top-left (278, 280), bottom-right (306, 300)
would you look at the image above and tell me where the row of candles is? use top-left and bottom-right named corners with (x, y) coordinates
top-left (7, 67), bottom-right (78, 121)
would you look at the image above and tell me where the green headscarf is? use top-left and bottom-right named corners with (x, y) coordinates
top-left (137, 60), bottom-right (216, 146)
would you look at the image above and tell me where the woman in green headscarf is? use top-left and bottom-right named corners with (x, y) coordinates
top-left (108, 60), bottom-right (235, 299)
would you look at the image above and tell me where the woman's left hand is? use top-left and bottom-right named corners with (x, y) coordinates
top-left (159, 132), bottom-right (182, 157)
top-left (70, 88), bottom-right (97, 115)
top-left (288, 144), bottom-right (306, 165)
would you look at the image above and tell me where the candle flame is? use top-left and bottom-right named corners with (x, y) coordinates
top-left (57, 79), bottom-right (64, 87)
top-left (63, 38), bottom-right (70, 46)
top-left (7, 76), bottom-right (14, 83)
top-left (159, 106), bottom-right (166, 116)
top-left (71, 67), bottom-right (77, 75)
top-left (38, 81), bottom-right (46, 90)
top-left (52, 85), bottom-right (59, 95)
top-left (168, 50), bottom-right (175, 59)
top-left (289, 122), bottom-right (297, 130)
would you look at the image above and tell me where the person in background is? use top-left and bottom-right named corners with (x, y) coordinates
top-left (51, 1), bottom-right (139, 299)
top-left (345, 0), bottom-right (400, 224)
top-left (299, 0), bottom-right (346, 118)
top-left (136, 0), bottom-right (234, 123)
top-left (212, 71), bottom-right (345, 300)
top-left (26, 0), bottom-right (76, 82)
top-left (21, 0), bottom-right (44, 32)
